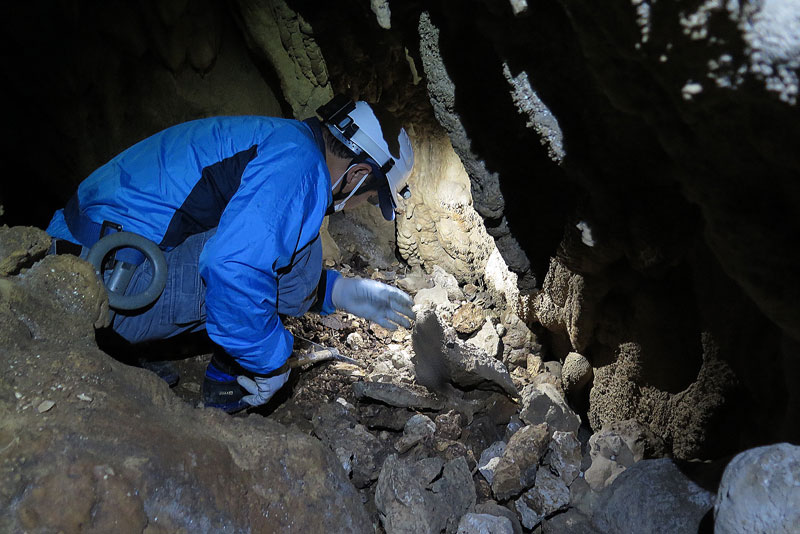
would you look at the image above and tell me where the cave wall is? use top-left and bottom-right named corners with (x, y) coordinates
top-left (258, 0), bottom-right (800, 456)
top-left (0, 0), bottom-right (283, 228)
top-left (409, 0), bottom-right (800, 455)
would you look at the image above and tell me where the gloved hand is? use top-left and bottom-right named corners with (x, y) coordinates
top-left (237, 369), bottom-right (291, 407)
top-left (331, 276), bottom-right (415, 330)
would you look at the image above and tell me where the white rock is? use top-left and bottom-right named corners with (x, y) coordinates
top-left (467, 320), bottom-right (501, 360)
top-left (714, 443), bottom-right (800, 534)
top-left (346, 332), bottom-right (364, 349)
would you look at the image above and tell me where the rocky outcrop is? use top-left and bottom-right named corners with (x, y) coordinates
top-left (233, 0), bottom-right (331, 117)
top-left (588, 336), bottom-right (736, 459)
top-left (0, 228), bottom-right (371, 533)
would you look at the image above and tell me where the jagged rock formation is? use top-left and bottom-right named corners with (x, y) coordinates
top-left (0, 227), bottom-right (371, 533)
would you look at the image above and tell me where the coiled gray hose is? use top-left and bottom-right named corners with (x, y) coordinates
top-left (86, 231), bottom-right (168, 311)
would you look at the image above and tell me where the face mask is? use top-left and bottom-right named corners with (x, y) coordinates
top-left (331, 164), bottom-right (370, 213)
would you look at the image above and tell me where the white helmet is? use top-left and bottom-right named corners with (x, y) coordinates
top-left (318, 96), bottom-right (414, 221)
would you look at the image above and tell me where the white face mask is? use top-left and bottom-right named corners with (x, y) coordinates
top-left (331, 164), bottom-right (370, 212)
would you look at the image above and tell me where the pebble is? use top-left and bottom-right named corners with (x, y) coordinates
top-left (37, 400), bottom-right (55, 413)
top-left (346, 332), bottom-right (364, 349)
top-left (77, 393), bottom-right (93, 402)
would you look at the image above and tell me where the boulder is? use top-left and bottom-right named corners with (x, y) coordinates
top-left (0, 230), bottom-right (372, 533)
top-left (311, 401), bottom-right (388, 488)
top-left (352, 381), bottom-right (445, 411)
top-left (474, 502), bottom-right (524, 534)
top-left (453, 301), bottom-right (485, 335)
top-left (467, 319), bottom-right (502, 360)
top-left (412, 311), bottom-right (517, 397)
top-left (584, 419), bottom-right (666, 491)
top-left (375, 454), bottom-right (476, 534)
top-left (478, 441), bottom-right (507, 485)
top-left (714, 443), bottom-right (800, 534)
top-left (514, 469), bottom-right (570, 529)
top-left (432, 264), bottom-right (465, 301)
top-left (413, 285), bottom-right (452, 312)
top-left (562, 352), bottom-right (593, 396)
top-left (491, 424), bottom-right (550, 501)
top-left (519, 383), bottom-right (580, 434)
top-left (395, 414), bottom-right (437, 453)
top-left (0, 225), bottom-right (51, 276)
top-left (548, 430), bottom-right (582, 486)
top-left (592, 458), bottom-right (714, 534)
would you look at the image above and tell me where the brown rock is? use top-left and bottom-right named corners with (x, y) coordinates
top-left (0, 225), bottom-right (51, 276)
top-left (0, 230), bottom-right (372, 533)
top-left (453, 301), bottom-right (484, 335)
top-left (491, 424), bottom-right (550, 500)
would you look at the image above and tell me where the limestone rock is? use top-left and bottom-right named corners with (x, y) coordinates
top-left (491, 424), bottom-right (550, 501)
top-left (541, 508), bottom-right (601, 534)
top-left (413, 285), bottom-right (452, 312)
top-left (533, 258), bottom-right (596, 352)
top-left (584, 419), bottom-right (666, 491)
top-left (467, 319), bottom-right (502, 360)
top-left (592, 458), bottom-right (714, 534)
top-left (519, 383), bottom-right (580, 434)
top-left (500, 311), bottom-right (534, 353)
top-left (0, 236), bottom-right (371, 533)
top-left (312, 402), bottom-right (387, 488)
top-left (352, 381), bottom-right (445, 411)
top-left (514, 469), bottom-right (570, 530)
top-left (714, 443), bottom-right (800, 534)
top-left (0, 225), bottom-right (51, 276)
top-left (235, 0), bottom-right (331, 118)
top-left (478, 441), bottom-right (507, 485)
top-left (412, 311), bottom-right (517, 397)
top-left (588, 337), bottom-right (736, 459)
top-left (395, 414), bottom-right (437, 453)
top-left (456, 513), bottom-right (514, 534)
top-left (548, 431), bottom-right (582, 486)
top-left (523, 374), bottom-right (564, 398)
top-left (453, 301), bottom-right (484, 335)
top-left (432, 264), bottom-right (464, 301)
top-left (474, 502), bottom-right (524, 534)
top-left (562, 352), bottom-right (592, 396)
top-left (375, 454), bottom-right (476, 534)
top-left (396, 268), bottom-right (433, 295)
top-left (434, 410), bottom-right (463, 441)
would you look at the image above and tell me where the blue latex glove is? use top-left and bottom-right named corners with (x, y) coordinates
top-left (331, 277), bottom-right (415, 330)
top-left (237, 370), bottom-right (290, 407)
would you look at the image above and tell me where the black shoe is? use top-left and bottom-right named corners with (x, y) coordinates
top-left (203, 361), bottom-right (248, 414)
top-left (137, 358), bottom-right (180, 387)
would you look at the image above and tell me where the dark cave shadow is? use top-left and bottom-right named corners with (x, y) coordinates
top-left (95, 328), bottom-right (217, 368)
top-left (423, 3), bottom-right (578, 284)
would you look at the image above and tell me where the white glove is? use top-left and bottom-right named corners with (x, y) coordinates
top-left (237, 370), bottom-right (290, 407)
top-left (331, 276), bottom-right (415, 330)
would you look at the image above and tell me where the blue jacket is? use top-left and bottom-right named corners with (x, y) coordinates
top-left (47, 116), bottom-right (340, 374)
